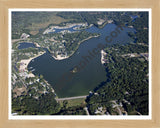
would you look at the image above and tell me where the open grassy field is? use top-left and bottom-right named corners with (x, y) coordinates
top-left (12, 12), bottom-right (70, 37)
top-left (59, 98), bottom-right (86, 107)
top-left (27, 13), bottom-right (69, 35)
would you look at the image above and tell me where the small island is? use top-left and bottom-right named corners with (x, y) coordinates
top-left (11, 11), bottom-right (149, 116)
top-left (70, 67), bottom-right (78, 73)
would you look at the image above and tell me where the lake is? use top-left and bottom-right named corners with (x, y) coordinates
top-left (50, 25), bottom-right (81, 33)
top-left (18, 42), bottom-right (36, 49)
top-left (26, 23), bottom-right (135, 98)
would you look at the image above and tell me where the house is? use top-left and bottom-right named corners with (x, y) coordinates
top-left (20, 33), bottom-right (30, 39)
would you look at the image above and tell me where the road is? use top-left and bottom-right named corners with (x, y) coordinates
top-left (56, 95), bottom-right (88, 101)
top-left (84, 107), bottom-right (90, 115)
top-left (111, 100), bottom-right (123, 115)
top-left (12, 39), bottom-right (24, 43)
top-left (15, 72), bottom-right (27, 88)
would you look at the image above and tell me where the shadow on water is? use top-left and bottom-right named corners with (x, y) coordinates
top-left (93, 67), bottom-right (111, 92)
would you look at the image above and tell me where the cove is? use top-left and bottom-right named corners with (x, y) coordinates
top-left (27, 23), bottom-right (135, 98)
top-left (18, 42), bottom-right (36, 49)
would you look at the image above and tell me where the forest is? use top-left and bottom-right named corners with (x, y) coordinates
top-left (12, 11), bottom-right (149, 115)
top-left (63, 31), bottom-right (99, 54)
top-left (12, 93), bottom-right (60, 115)
top-left (12, 43), bottom-right (149, 115)
top-left (128, 12), bottom-right (149, 44)
top-left (86, 43), bottom-right (149, 115)
top-left (12, 92), bottom-right (86, 115)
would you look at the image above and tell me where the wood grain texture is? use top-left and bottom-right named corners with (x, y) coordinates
top-left (0, 0), bottom-right (160, 128)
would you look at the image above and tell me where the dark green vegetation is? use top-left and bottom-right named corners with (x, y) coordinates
top-left (86, 43), bottom-right (149, 115)
top-left (56, 106), bottom-right (86, 115)
top-left (63, 31), bottom-right (98, 53)
top-left (55, 99), bottom-right (86, 115)
top-left (57, 12), bottom-right (108, 27)
top-left (11, 11), bottom-right (137, 39)
top-left (12, 11), bottom-right (149, 115)
top-left (56, 12), bottom-right (141, 27)
top-left (12, 41), bottom-right (44, 73)
top-left (12, 93), bottom-right (60, 115)
top-left (12, 93), bottom-right (86, 115)
top-left (128, 12), bottom-right (148, 44)
top-left (12, 43), bottom-right (149, 115)
top-left (49, 31), bottom-right (99, 56)
top-left (86, 12), bottom-right (149, 115)
top-left (105, 12), bottom-right (148, 44)
top-left (12, 11), bottom-right (148, 39)
top-left (12, 12), bottom-right (67, 38)
top-left (12, 12), bottom-right (101, 58)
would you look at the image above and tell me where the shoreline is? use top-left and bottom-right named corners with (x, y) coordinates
top-left (53, 23), bottom-right (82, 29)
top-left (78, 34), bottom-right (99, 45)
top-left (73, 24), bottom-right (93, 30)
top-left (43, 23), bottom-right (86, 34)
top-left (19, 51), bottom-right (46, 75)
top-left (44, 79), bottom-right (55, 93)
top-left (101, 50), bottom-right (107, 64)
top-left (51, 35), bottom-right (100, 60)
top-left (34, 42), bottom-right (40, 47)
top-left (52, 55), bottom-right (70, 60)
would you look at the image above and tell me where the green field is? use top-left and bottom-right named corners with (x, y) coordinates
top-left (59, 98), bottom-right (86, 108)
top-left (12, 12), bottom-right (70, 38)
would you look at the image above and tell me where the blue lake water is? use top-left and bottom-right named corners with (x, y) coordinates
top-left (26, 23), bottom-right (135, 98)
top-left (18, 42), bottom-right (36, 49)
top-left (49, 25), bottom-right (81, 33)
top-left (130, 15), bottom-right (138, 22)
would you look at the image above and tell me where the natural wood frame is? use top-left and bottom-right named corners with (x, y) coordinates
top-left (0, 0), bottom-right (160, 128)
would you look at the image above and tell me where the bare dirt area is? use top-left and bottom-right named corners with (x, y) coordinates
top-left (13, 86), bottom-right (27, 97)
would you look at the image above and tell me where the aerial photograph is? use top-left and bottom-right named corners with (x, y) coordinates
top-left (11, 10), bottom-right (149, 116)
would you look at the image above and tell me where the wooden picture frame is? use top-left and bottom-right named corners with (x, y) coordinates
top-left (0, 0), bottom-right (160, 127)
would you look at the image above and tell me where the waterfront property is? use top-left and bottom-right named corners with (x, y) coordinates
top-left (11, 11), bottom-right (149, 116)
top-left (28, 23), bottom-right (135, 98)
